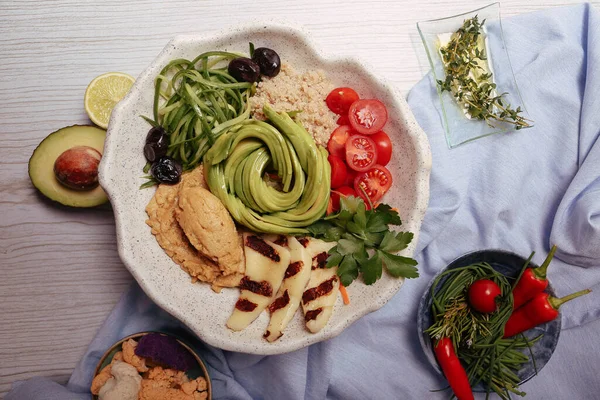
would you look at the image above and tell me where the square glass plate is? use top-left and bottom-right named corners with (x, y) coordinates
top-left (417, 2), bottom-right (532, 148)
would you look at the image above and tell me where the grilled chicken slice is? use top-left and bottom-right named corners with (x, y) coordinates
top-left (226, 233), bottom-right (290, 332)
top-left (264, 236), bottom-right (312, 342)
top-left (300, 238), bottom-right (340, 333)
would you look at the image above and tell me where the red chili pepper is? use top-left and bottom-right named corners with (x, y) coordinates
top-left (434, 337), bottom-right (474, 400)
top-left (503, 289), bottom-right (591, 338)
top-left (512, 245), bottom-right (557, 309)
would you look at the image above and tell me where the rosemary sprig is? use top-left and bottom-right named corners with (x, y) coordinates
top-left (426, 294), bottom-right (491, 349)
top-left (437, 15), bottom-right (531, 130)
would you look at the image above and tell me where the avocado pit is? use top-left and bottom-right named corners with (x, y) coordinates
top-left (53, 146), bottom-right (102, 191)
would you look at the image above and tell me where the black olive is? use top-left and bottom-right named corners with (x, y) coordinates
top-left (252, 47), bottom-right (281, 77)
top-left (146, 126), bottom-right (166, 144)
top-left (144, 126), bottom-right (168, 162)
top-left (228, 57), bottom-right (261, 83)
top-left (151, 156), bottom-right (182, 184)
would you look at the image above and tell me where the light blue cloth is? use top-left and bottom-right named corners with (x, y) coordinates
top-left (8, 3), bottom-right (600, 399)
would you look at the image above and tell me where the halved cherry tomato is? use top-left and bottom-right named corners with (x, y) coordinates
top-left (336, 115), bottom-right (350, 125)
top-left (330, 186), bottom-right (357, 213)
top-left (353, 165), bottom-right (393, 204)
top-left (326, 87), bottom-right (360, 115)
top-left (348, 99), bottom-right (388, 135)
top-left (327, 125), bottom-right (354, 159)
top-left (371, 131), bottom-right (392, 166)
top-left (345, 134), bottom-right (377, 172)
top-left (327, 154), bottom-right (348, 189)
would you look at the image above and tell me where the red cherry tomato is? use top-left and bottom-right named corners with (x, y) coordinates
top-left (330, 186), bottom-right (357, 213)
top-left (370, 131), bottom-right (392, 166)
top-left (327, 125), bottom-right (354, 159)
top-left (327, 155), bottom-right (348, 189)
top-left (345, 134), bottom-right (377, 172)
top-left (326, 87), bottom-right (360, 115)
top-left (336, 115), bottom-right (350, 125)
top-left (345, 168), bottom-right (357, 187)
top-left (353, 165), bottom-right (392, 204)
top-left (468, 279), bottom-right (502, 314)
top-left (348, 99), bottom-right (388, 135)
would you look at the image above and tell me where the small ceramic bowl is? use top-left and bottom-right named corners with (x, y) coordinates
top-left (417, 249), bottom-right (561, 390)
top-left (92, 331), bottom-right (212, 400)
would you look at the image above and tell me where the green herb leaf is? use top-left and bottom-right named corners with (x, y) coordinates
top-left (379, 231), bottom-right (414, 253)
top-left (306, 196), bottom-right (419, 286)
top-left (377, 250), bottom-right (419, 279)
top-left (365, 211), bottom-right (389, 233)
top-left (325, 226), bottom-right (345, 242)
top-left (339, 195), bottom-right (363, 214)
top-left (362, 251), bottom-right (383, 285)
top-left (306, 220), bottom-right (333, 237)
top-left (346, 221), bottom-right (365, 236)
top-left (353, 201), bottom-right (367, 227)
top-left (326, 248), bottom-right (343, 268)
top-left (336, 238), bottom-right (362, 256)
top-left (365, 231), bottom-right (385, 247)
top-left (338, 255), bottom-right (359, 287)
top-left (374, 203), bottom-right (402, 225)
top-left (354, 245), bottom-right (369, 264)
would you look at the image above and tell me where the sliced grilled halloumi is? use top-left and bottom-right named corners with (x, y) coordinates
top-left (264, 236), bottom-right (312, 342)
top-left (226, 233), bottom-right (290, 332)
top-left (300, 238), bottom-right (340, 333)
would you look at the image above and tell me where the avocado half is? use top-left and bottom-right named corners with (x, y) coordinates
top-left (29, 125), bottom-right (109, 207)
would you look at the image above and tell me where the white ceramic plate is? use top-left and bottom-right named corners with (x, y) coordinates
top-left (99, 24), bottom-right (432, 355)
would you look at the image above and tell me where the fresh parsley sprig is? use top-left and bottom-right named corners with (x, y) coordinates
top-left (307, 196), bottom-right (418, 286)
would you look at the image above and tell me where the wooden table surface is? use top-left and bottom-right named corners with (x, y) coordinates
top-left (0, 0), bottom-right (594, 396)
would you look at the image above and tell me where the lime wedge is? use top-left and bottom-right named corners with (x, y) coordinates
top-left (84, 72), bottom-right (135, 129)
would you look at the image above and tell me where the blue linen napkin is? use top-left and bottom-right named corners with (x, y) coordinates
top-left (8, 3), bottom-right (600, 399)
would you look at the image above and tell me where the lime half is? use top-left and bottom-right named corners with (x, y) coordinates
top-left (84, 72), bottom-right (135, 129)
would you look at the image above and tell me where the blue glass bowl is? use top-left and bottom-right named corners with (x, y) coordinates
top-left (417, 249), bottom-right (561, 391)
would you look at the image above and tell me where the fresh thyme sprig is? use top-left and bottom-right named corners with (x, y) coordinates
top-left (437, 16), bottom-right (531, 130)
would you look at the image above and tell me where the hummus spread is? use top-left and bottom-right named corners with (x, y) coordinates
top-left (176, 186), bottom-right (244, 273)
top-left (146, 167), bottom-right (244, 292)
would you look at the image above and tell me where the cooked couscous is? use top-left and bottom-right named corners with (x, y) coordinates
top-left (250, 63), bottom-right (337, 146)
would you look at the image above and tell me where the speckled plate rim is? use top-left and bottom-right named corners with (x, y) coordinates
top-left (99, 22), bottom-right (432, 355)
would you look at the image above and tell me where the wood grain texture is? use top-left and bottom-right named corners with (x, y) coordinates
top-left (0, 0), bottom-right (594, 396)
